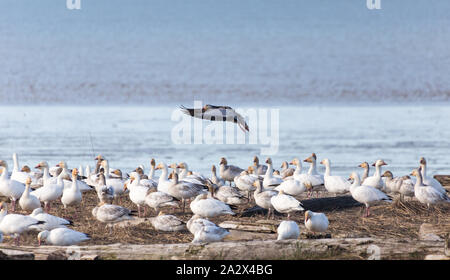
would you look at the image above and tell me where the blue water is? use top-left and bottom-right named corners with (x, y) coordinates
top-left (1, 0), bottom-right (450, 105)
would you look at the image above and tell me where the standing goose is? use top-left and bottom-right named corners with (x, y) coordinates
top-left (277, 221), bottom-right (300, 240)
top-left (95, 172), bottom-right (115, 204)
top-left (11, 153), bottom-right (30, 184)
top-left (348, 172), bottom-right (392, 217)
top-left (206, 180), bottom-right (247, 206)
top-left (124, 172), bottom-right (150, 217)
top-left (38, 228), bottom-right (90, 246)
top-left (155, 162), bottom-right (173, 194)
top-left (280, 161), bottom-right (295, 179)
top-left (57, 161), bottom-right (93, 193)
top-left (61, 169), bottom-right (83, 217)
top-left (145, 188), bottom-right (179, 214)
top-left (190, 193), bottom-right (235, 218)
top-left (219, 157), bottom-right (244, 186)
top-left (252, 179), bottom-right (278, 219)
top-left (320, 158), bottom-right (351, 195)
top-left (410, 168), bottom-right (450, 207)
top-left (284, 158), bottom-right (306, 182)
top-left (106, 169), bottom-right (127, 202)
top-left (168, 172), bottom-right (205, 213)
top-left (270, 190), bottom-right (304, 219)
top-left (180, 104), bottom-right (249, 132)
top-left (304, 210), bottom-right (329, 234)
top-left (177, 162), bottom-right (208, 185)
top-left (358, 162), bottom-right (370, 182)
top-left (0, 160), bottom-right (25, 212)
top-left (234, 170), bottom-right (257, 200)
top-left (29, 208), bottom-right (73, 231)
top-left (19, 177), bottom-right (41, 212)
top-left (30, 171), bottom-right (65, 212)
top-left (149, 212), bottom-right (186, 232)
top-left (381, 171), bottom-right (415, 201)
top-left (134, 167), bottom-right (158, 189)
top-left (302, 153), bottom-right (326, 197)
top-left (362, 159), bottom-right (387, 190)
top-left (148, 158), bottom-right (159, 181)
top-left (252, 156), bottom-right (268, 175)
top-left (263, 158), bottom-right (283, 189)
top-left (419, 157), bottom-right (447, 195)
top-left (211, 165), bottom-right (225, 186)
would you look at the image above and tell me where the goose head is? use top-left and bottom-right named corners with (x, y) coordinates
top-left (95, 155), bottom-right (104, 161)
top-left (265, 158), bottom-right (273, 165)
top-left (155, 163), bottom-right (166, 170)
top-left (348, 172), bottom-right (359, 181)
top-left (37, 230), bottom-right (50, 246)
top-left (289, 158), bottom-right (300, 166)
top-left (381, 170), bottom-right (393, 179)
top-left (304, 153), bottom-right (317, 163)
top-left (253, 156), bottom-right (260, 166)
top-left (273, 170), bottom-right (280, 176)
top-left (358, 162), bottom-right (369, 169)
top-left (21, 165), bottom-right (31, 173)
top-left (177, 162), bottom-right (187, 170)
top-left (410, 168), bottom-right (421, 178)
top-left (56, 161), bottom-right (67, 169)
top-left (220, 157), bottom-right (228, 166)
top-left (305, 210), bottom-right (312, 222)
top-left (35, 161), bottom-right (48, 170)
top-left (25, 177), bottom-right (32, 186)
top-left (0, 160), bottom-right (8, 168)
top-left (320, 158), bottom-right (330, 166)
top-left (371, 159), bottom-right (387, 167)
top-left (419, 157), bottom-right (427, 166)
top-left (168, 163), bottom-right (178, 169)
top-left (71, 168), bottom-right (79, 179)
top-left (280, 161), bottom-right (289, 169)
top-left (247, 166), bottom-right (255, 174)
top-left (150, 158), bottom-right (156, 167)
top-left (111, 169), bottom-right (122, 178)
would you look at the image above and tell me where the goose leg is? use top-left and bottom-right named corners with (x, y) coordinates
top-left (137, 205), bottom-right (141, 218)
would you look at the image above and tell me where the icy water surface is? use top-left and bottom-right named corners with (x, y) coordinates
top-left (0, 105), bottom-right (449, 178)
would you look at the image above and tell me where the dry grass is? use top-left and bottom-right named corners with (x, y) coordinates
top-left (1, 188), bottom-right (449, 247)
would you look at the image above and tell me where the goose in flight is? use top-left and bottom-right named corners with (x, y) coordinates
top-left (180, 104), bottom-right (249, 132)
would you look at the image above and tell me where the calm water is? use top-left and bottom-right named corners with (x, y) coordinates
top-left (0, 0), bottom-right (449, 105)
top-left (0, 105), bottom-right (449, 178)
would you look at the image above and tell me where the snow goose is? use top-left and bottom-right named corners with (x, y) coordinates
top-left (61, 169), bottom-right (83, 216)
top-left (149, 212), bottom-right (186, 232)
top-left (31, 171), bottom-right (65, 212)
top-left (234, 170), bottom-right (257, 200)
top-left (362, 159), bottom-right (387, 190)
top-left (19, 177), bottom-right (41, 212)
top-left (190, 193), bottom-right (235, 218)
top-left (252, 179), bottom-right (278, 219)
top-left (206, 180), bottom-right (247, 206)
top-left (252, 156), bottom-right (268, 175)
top-left (0, 160), bottom-right (25, 212)
top-left (148, 158), bottom-right (159, 181)
top-left (381, 171), bottom-right (415, 201)
top-left (211, 165), bottom-right (225, 186)
top-left (358, 162), bottom-right (370, 182)
top-left (106, 169), bottom-right (127, 201)
top-left (167, 172), bottom-right (205, 213)
top-left (348, 172), bottom-right (392, 217)
top-left (303, 153), bottom-right (325, 185)
top-left (277, 221), bottom-right (300, 240)
top-left (284, 158), bottom-right (306, 182)
top-left (134, 167), bottom-right (158, 189)
top-left (155, 162), bottom-right (173, 194)
top-left (270, 190), bottom-right (304, 219)
top-left (192, 223), bottom-right (230, 243)
top-left (410, 168), bottom-right (450, 207)
top-left (419, 157), bottom-right (447, 195)
top-left (0, 203), bottom-right (45, 245)
top-left (29, 208), bottom-right (73, 231)
top-left (145, 188), bottom-right (179, 214)
top-left (186, 214), bottom-right (217, 235)
top-left (19, 165), bottom-right (41, 186)
top-left (280, 161), bottom-right (295, 179)
top-left (320, 158), bottom-right (351, 195)
top-left (95, 172), bottom-right (114, 204)
top-left (56, 161), bottom-right (93, 193)
top-left (38, 228), bottom-right (90, 246)
top-left (35, 161), bottom-right (58, 186)
top-left (219, 157), bottom-right (244, 186)
top-left (274, 176), bottom-right (307, 196)
top-left (92, 202), bottom-right (136, 228)
top-left (180, 104), bottom-right (249, 132)
top-left (304, 210), bottom-right (329, 234)
top-left (124, 172), bottom-right (150, 217)
top-left (177, 162), bottom-right (207, 184)
top-left (11, 153), bottom-right (30, 184)
top-left (263, 158), bottom-right (283, 189)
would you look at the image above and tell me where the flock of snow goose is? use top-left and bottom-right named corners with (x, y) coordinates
top-left (0, 152), bottom-right (448, 246)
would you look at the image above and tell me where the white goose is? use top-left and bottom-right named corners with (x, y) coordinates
top-left (381, 171), bottom-right (415, 200)
top-left (252, 156), bottom-right (268, 175)
top-left (92, 202), bottom-right (136, 227)
top-left (219, 157), bottom-right (244, 186)
top-left (362, 159), bottom-right (387, 190)
top-left (252, 179), bottom-right (278, 219)
top-left (358, 162), bottom-right (370, 182)
top-left (270, 190), bottom-right (304, 219)
top-left (234, 170), bottom-right (257, 200)
top-left (207, 180), bottom-right (247, 206)
top-left (38, 228), bottom-right (90, 246)
top-left (30, 170), bottom-right (65, 212)
top-left (177, 162), bottom-right (207, 185)
top-left (168, 172), bottom-right (205, 213)
top-left (263, 158), bottom-right (283, 189)
top-left (95, 172), bottom-right (115, 204)
top-left (303, 153), bottom-right (325, 186)
top-left (19, 177), bottom-right (41, 212)
top-left (124, 172), bottom-right (150, 217)
top-left (145, 188), bottom-right (179, 214)
top-left (0, 160), bottom-right (25, 212)
top-left (275, 176), bottom-right (307, 196)
top-left (192, 224), bottom-right (230, 243)
top-left (155, 162), bottom-right (173, 194)
top-left (29, 208), bottom-right (73, 231)
top-left (304, 210), bottom-right (329, 233)
top-left (61, 169), bottom-right (82, 214)
top-left (411, 168), bottom-right (450, 207)
top-left (279, 161), bottom-right (295, 179)
top-left (211, 165), bottom-right (225, 186)
top-left (11, 153), bottom-right (30, 184)
top-left (190, 193), bottom-right (235, 218)
top-left (187, 214), bottom-right (216, 235)
top-left (419, 157), bottom-right (447, 195)
top-left (277, 221), bottom-right (300, 240)
top-left (349, 172), bottom-right (392, 217)
top-left (320, 158), bottom-right (351, 195)
top-left (149, 212), bottom-right (186, 232)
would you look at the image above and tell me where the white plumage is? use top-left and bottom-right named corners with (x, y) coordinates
top-left (277, 221), bottom-right (300, 240)
top-left (38, 228), bottom-right (90, 246)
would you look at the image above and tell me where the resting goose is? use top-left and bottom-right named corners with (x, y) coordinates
top-left (381, 171), bottom-right (415, 201)
top-left (411, 167), bottom-right (450, 207)
top-left (280, 161), bottom-right (295, 179)
top-left (358, 162), bottom-right (370, 182)
top-left (190, 193), bottom-right (235, 218)
top-left (206, 180), bottom-right (247, 206)
top-left (61, 169), bottom-right (82, 216)
top-left (192, 223), bottom-right (230, 244)
top-left (349, 172), bottom-right (392, 217)
top-left (320, 158), bottom-right (351, 195)
top-left (145, 188), bottom-right (179, 214)
top-left (211, 165), bottom-right (225, 186)
top-left (263, 158), bottom-right (283, 189)
top-left (29, 208), bottom-right (73, 231)
top-left (219, 157), bottom-right (244, 186)
top-left (180, 104), bottom-right (249, 132)
top-left (304, 210), bottom-right (329, 234)
top-left (277, 221), bottom-right (300, 240)
top-left (149, 212), bottom-right (186, 232)
top-left (168, 172), bottom-right (205, 213)
top-left (38, 228), bottom-right (90, 246)
top-left (362, 160), bottom-right (387, 190)
top-left (0, 203), bottom-right (45, 245)
top-left (252, 156), bottom-right (268, 175)
top-left (270, 190), bottom-right (304, 219)
top-left (124, 172), bottom-right (150, 217)
top-left (0, 160), bottom-right (25, 212)
top-left (11, 153), bottom-right (30, 184)
top-left (92, 202), bottom-right (136, 228)
top-left (252, 179), bottom-right (278, 219)
top-left (18, 177), bottom-right (41, 212)
top-left (274, 176), bottom-right (307, 196)
top-left (419, 157), bottom-right (447, 195)
top-left (187, 214), bottom-right (216, 235)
